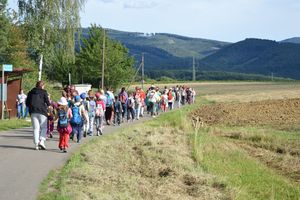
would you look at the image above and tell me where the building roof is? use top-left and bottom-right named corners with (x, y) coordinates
top-left (0, 68), bottom-right (33, 78)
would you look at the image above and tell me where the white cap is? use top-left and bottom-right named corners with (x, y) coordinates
top-left (57, 97), bottom-right (68, 106)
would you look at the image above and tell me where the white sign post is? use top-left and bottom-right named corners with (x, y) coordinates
top-left (1, 64), bottom-right (13, 120)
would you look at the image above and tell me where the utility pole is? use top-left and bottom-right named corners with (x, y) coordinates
top-left (68, 72), bottom-right (71, 85)
top-left (192, 56), bottom-right (196, 81)
top-left (101, 29), bottom-right (106, 90)
top-left (1, 65), bottom-right (4, 120)
top-left (141, 53), bottom-right (144, 90)
top-left (38, 27), bottom-right (45, 81)
top-left (271, 72), bottom-right (274, 81)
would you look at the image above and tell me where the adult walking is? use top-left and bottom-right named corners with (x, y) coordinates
top-left (26, 81), bottom-right (50, 150)
top-left (16, 89), bottom-right (27, 119)
top-left (118, 87), bottom-right (128, 122)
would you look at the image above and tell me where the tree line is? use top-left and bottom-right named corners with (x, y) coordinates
top-left (0, 0), bottom-right (134, 90)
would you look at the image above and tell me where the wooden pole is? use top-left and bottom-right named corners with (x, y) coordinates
top-left (101, 29), bottom-right (106, 90)
top-left (192, 56), bottom-right (196, 81)
top-left (38, 27), bottom-right (45, 81)
top-left (141, 53), bottom-right (144, 90)
top-left (1, 65), bottom-right (4, 120)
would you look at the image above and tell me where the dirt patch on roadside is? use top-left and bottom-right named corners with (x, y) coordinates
top-left (191, 98), bottom-right (300, 127)
top-left (191, 99), bottom-right (300, 183)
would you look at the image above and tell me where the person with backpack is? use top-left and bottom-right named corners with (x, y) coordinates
top-left (167, 88), bottom-right (175, 110)
top-left (80, 93), bottom-right (89, 137)
top-left (134, 88), bottom-right (142, 120)
top-left (177, 87), bottom-right (182, 108)
top-left (180, 86), bottom-right (186, 106)
top-left (26, 81), bottom-right (51, 150)
top-left (105, 88), bottom-right (114, 125)
top-left (47, 101), bottom-right (57, 139)
top-left (70, 95), bottom-right (86, 143)
top-left (113, 95), bottom-right (122, 126)
top-left (127, 93), bottom-right (135, 122)
top-left (87, 90), bottom-right (96, 136)
top-left (155, 87), bottom-right (162, 116)
top-left (138, 88), bottom-right (146, 118)
top-left (118, 87), bottom-right (128, 122)
top-left (147, 89), bottom-right (158, 117)
top-left (95, 92), bottom-right (106, 136)
top-left (186, 87), bottom-right (193, 104)
top-left (56, 97), bottom-right (72, 153)
top-left (160, 91), bottom-right (168, 112)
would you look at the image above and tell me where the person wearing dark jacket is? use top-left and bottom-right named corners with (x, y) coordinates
top-left (26, 81), bottom-right (50, 150)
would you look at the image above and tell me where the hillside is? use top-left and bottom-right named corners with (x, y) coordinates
top-left (81, 28), bottom-right (229, 70)
top-left (281, 37), bottom-right (300, 44)
top-left (105, 29), bottom-right (230, 59)
top-left (199, 38), bottom-right (300, 79)
top-left (80, 28), bottom-right (299, 80)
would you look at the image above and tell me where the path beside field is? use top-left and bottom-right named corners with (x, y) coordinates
top-left (0, 116), bottom-right (152, 200)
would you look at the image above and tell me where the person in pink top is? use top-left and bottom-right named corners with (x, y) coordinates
top-left (95, 92), bottom-right (106, 136)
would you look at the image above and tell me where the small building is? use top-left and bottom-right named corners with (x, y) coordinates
top-left (74, 84), bottom-right (92, 96)
top-left (0, 68), bottom-right (32, 119)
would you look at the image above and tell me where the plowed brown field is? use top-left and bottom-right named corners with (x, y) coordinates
top-left (191, 98), bottom-right (300, 127)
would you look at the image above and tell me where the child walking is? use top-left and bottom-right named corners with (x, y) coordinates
top-left (87, 90), bottom-right (96, 136)
top-left (95, 92), bottom-right (105, 136)
top-left (57, 97), bottom-right (72, 153)
top-left (80, 93), bottom-right (89, 137)
top-left (70, 95), bottom-right (86, 143)
top-left (47, 104), bottom-right (56, 138)
top-left (113, 95), bottom-right (122, 126)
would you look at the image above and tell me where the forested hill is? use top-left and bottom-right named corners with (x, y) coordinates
top-left (80, 28), bottom-right (300, 80)
top-left (81, 28), bottom-right (230, 69)
top-left (199, 38), bottom-right (300, 79)
top-left (281, 37), bottom-right (300, 44)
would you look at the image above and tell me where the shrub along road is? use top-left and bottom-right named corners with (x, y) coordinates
top-left (0, 117), bottom-right (152, 200)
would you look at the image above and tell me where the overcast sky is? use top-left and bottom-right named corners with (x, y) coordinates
top-left (8, 0), bottom-right (300, 42)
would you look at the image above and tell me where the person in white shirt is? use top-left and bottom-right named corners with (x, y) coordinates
top-left (16, 89), bottom-right (27, 119)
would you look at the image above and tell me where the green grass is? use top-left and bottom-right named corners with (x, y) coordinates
top-left (192, 125), bottom-right (300, 200)
top-left (38, 81), bottom-right (300, 199)
top-left (0, 118), bottom-right (31, 131)
top-left (38, 103), bottom-right (232, 200)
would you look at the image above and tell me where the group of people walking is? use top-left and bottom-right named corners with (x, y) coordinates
top-left (25, 81), bottom-right (196, 153)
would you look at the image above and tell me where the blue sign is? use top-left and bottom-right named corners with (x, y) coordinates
top-left (2, 64), bottom-right (13, 72)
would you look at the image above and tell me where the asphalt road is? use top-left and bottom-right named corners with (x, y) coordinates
top-left (0, 116), bottom-right (151, 200)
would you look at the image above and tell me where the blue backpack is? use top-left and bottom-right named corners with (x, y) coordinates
top-left (71, 105), bottom-right (82, 125)
top-left (58, 108), bottom-right (68, 128)
top-left (106, 93), bottom-right (113, 107)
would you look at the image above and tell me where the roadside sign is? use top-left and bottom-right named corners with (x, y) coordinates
top-left (0, 84), bottom-right (7, 101)
top-left (1, 64), bottom-right (12, 119)
top-left (3, 64), bottom-right (13, 72)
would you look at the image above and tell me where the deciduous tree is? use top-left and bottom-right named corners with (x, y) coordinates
top-left (76, 25), bottom-right (135, 89)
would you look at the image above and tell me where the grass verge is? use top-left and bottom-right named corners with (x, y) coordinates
top-left (38, 96), bottom-right (300, 200)
top-left (38, 104), bottom-right (230, 200)
top-left (0, 118), bottom-right (31, 131)
top-left (191, 124), bottom-right (300, 200)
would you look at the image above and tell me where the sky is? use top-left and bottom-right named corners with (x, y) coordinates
top-left (7, 0), bottom-right (300, 42)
